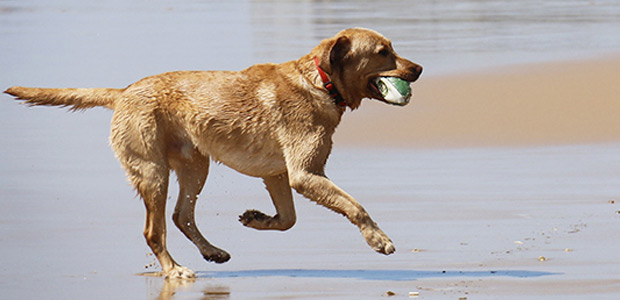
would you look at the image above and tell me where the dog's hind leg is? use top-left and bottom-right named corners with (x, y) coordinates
top-left (133, 160), bottom-right (195, 279)
top-left (239, 173), bottom-right (296, 231)
top-left (171, 150), bottom-right (231, 264)
top-left (110, 110), bottom-right (194, 279)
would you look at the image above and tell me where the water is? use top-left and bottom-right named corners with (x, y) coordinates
top-left (201, 268), bottom-right (557, 281)
top-left (0, 0), bottom-right (619, 83)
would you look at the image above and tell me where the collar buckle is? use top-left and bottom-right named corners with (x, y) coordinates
top-left (314, 57), bottom-right (346, 107)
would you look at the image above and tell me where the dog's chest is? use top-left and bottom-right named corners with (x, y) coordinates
top-left (209, 138), bottom-right (287, 177)
top-left (188, 122), bottom-right (287, 177)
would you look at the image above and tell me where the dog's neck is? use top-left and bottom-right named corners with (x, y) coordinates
top-left (313, 57), bottom-right (347, 108)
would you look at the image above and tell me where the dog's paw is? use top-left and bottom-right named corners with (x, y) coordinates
top-left (239, 209), bottom-right (270, 227)
top-left (202, 248), bottom-right (231, 264)
top-left (379, 239), bottom-right (396, 255)
top-left (165, 265), bottom-right (196, 280)
top-left (239, 209), bottom-right (295, 231)
top-left (361, 227), bottom-right (396, 255)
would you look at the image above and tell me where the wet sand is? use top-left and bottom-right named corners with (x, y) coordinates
top-left (3, 143), bottom-right (619, 300)
top-left (2, 55), bottom-right (620, 299)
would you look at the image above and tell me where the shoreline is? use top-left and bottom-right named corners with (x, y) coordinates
top-left (334, 54), bottom-right (620, 149)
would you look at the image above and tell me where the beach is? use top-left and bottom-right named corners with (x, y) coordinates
top-left (1, 1), bottom-right (620, 299)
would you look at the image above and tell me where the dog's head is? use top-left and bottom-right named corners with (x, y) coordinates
top-left (313, 28), bottom-right (422, 109)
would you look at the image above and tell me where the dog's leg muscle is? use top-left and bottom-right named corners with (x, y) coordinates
top-left (239, 173), bottom-right (296, 230)
top-left (171, 151), bottom-right (231, 264)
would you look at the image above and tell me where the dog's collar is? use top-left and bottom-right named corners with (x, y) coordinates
top-left (313, 57), bottom-right (346, 107)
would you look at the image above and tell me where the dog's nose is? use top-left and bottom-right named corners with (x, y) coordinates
top-left (409, 64), bottom-right (423, 81)
top-left (413, 64), bottom-right (423, 75)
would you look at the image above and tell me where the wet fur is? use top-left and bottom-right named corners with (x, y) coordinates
top-left (5, 28), bottom-right (422, 279)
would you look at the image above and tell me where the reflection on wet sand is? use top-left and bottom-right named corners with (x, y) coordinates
top-left (201, 285), bottom-right (231, 300)
top-left (144, 276), bottom-right (230, 300)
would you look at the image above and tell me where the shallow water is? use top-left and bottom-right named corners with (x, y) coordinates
top-left (1, 1), bottom-right (620, 299)
top-left (201, 268), bottom-right (556, 281)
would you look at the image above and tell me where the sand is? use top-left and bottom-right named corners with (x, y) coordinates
top-left (2, 56), bottom-right (620, 299)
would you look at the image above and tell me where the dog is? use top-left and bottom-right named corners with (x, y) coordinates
top-left (5, 28), bottom-right (422, 279)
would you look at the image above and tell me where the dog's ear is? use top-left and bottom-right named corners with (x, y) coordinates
top-left (320, 36), bottom-right (352, 75)
top-left (329, 36), bottom-right (352, 68)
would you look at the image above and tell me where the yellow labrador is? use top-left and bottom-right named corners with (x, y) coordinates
top-left (5, 28), bottom-right (422, 279)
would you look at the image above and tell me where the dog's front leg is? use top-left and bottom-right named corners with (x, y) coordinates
top-left (239, 173), bottom-right (297, 231)
top-left (287, 162), bottom-right (395, 255)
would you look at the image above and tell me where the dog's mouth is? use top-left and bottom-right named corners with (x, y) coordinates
top-left (368, 77), bottom-right (413, 106)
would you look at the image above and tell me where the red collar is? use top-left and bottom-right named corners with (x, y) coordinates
top-left (313, 57), bottom-right (346, 107)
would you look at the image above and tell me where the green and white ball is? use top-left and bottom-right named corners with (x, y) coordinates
top-left (374, 77), bottom-right (412, 106)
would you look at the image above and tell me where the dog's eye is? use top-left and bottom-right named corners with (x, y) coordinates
top-left (378, 48), bottom-right (390, 57)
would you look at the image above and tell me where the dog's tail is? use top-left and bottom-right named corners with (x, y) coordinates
top-left (4, 86), bottom-right (121, 111)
